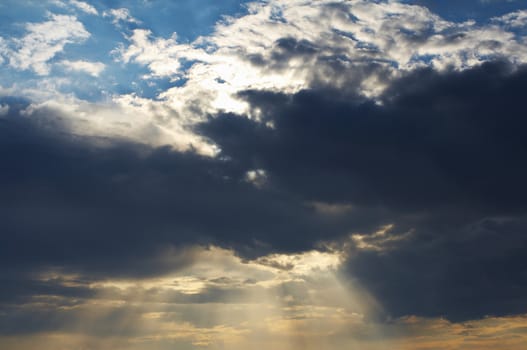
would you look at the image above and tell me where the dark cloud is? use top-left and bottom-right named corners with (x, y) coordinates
top-left (201, 60), bottom-right (527, 321)
top-left (0, 276), bottom-right (96, 308)
top-left (0, 107), bottom-right (361, 281)
top-left (347, 216), bottom-right (527, 322)
top-left (246, 35), bottom-right (396, 94)
top-left (204, 61), bottom-right (527, 213)
top-left (2, 60), bottom-right (527, 324)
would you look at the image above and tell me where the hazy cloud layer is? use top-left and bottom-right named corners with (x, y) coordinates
top-left (0, 246), bottom-right (526, 350)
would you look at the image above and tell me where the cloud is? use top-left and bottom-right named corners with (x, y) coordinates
top-left (0, 105), bottom-right (361, 280)
top-left (2, 1), bottom-right (527, 344)
top-left (0, 245), bottom-right (382, 349)
top-left (384, 315), bottom-right (527, 350)
top-left (117, 29), bottom-right (192, 79)
top-left (202, 61), bottom-right (527, 212)
top-left (0, 104), bottom-right (8, 116)
top-left (3, 0), bottom-right (525, 161)
top-left (50, 0), bottom-right (98, 15)
top-left (103, 8), bottom-right (141, 26)
top-left (107, 0), bottom-right (527, 151)
top-left (200, 61), bottom-right (527, 321)
top-left (59, 59), bottom-right (105, 76)
top-left (69, 0), bottom-right (98, 15)
top-left (0, 37), bottom-right (6, 65)
top-left (493, 9), bottom-right (527, 28)
top-left (1, 243), bottom-right (527, 350)
top-left (120, 0), bottom-right (527, 92)
top-left (6, 14), bottom-right (90, 75)
top-left (18, 93), bottom-right (218, 154)
top-left (2, 60), bottom-right (527, 323)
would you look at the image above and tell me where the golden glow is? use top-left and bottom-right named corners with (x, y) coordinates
top-left (6, 245), bottom-right (527, 350)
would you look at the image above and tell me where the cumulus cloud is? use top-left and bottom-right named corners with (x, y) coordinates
top-left (120, 0), bottom-right (527, 93)
top-left (106, 0), bottom-right (527, 151)
top-left (4, 0), bottom-right (525, 159)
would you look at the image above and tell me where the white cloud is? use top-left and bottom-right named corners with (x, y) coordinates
top-left (60, 59), bottom-right (105, 76)
top-left (103, 8), bottom-right (141, 26)
top-left (118, 29), bottom-right (188, 78)
top-left (493, 10), bottom-right (527, 28)
top-left (17, 0), bottom-right (522, 156)
top-left (115, 0), bottom-right (527, 131)
top-left (69, 0), bottom-right (98, 15)
top-left (5, 1), bottom-right (527, 156)
top-left (245, 169), bottom-right (268, 188)
top-left (19, 93), bottom-right (218, 155)
top-left (7, 14), bottom-right (90, 75)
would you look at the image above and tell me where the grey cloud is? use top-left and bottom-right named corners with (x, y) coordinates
top-left (0, 106), bottom-right (356, 282)
top-left (2, 59), bottom-right (527, 324)
top-left (200, 60), bottom-right (527, 321)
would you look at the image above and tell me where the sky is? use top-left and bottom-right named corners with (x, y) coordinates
top-left (1, 0), bottom-right (527, 349)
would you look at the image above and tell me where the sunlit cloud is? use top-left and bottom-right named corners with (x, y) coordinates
top-left (2, 0), bottom-right (526, 153)
top-left (4, 13), bottom-right (90, 75)
top-left (81, 0), bottom-right (527, 151)
top-left (4, 244), bottom-right (527, 349)
top-left (0, 245), bottom-right (389, 350)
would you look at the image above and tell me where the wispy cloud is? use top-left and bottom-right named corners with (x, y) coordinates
top-left (6, 14), bottom-right (90, 75)
top-left (103, 8), bottom-right (141, 26)
top-left (69, 0), bottom-right (98, 15)
top-left (493, 9), bottom-right (527, 28)
top-left (59, 59), bottom-right (105, 76)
